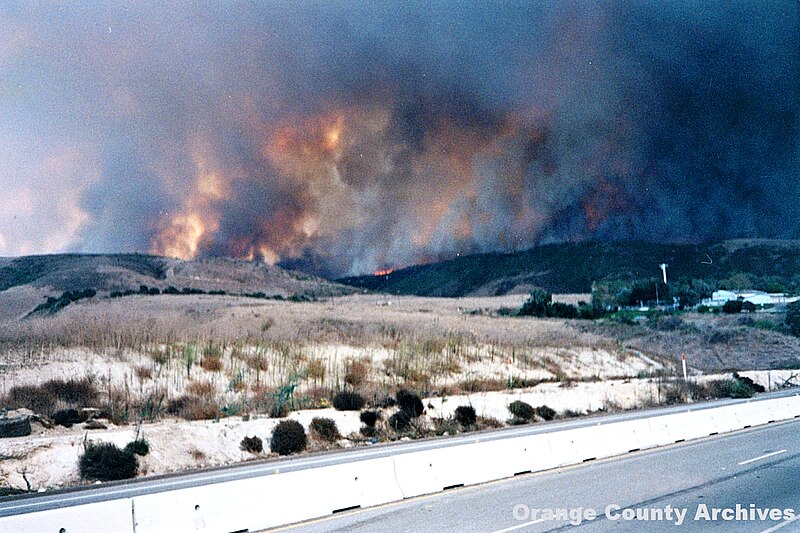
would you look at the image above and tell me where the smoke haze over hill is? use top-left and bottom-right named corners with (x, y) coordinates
top-left (1, 1), bottom-right (798, 276)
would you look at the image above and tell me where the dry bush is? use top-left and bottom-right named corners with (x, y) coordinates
top-left (3, 385), bottom-right (56, 416)
top-left (42, 378), bottom-right (98, 405)
top-left (200, 356), bottom-right (223, 372)
top-left (246, 353), bottom-right (270, 373)
top-left (456, 377), bottom-right (508, 393)
top-left (300, 386), bottom-right (333, 409)
top-left (344, 359), bottom-right (371, 388)
top-left (475, 416), bottom-right (504, 429)
top-left (305, 358), bottom-right (326, 384)
top-left (186, 380), bottom-right (216, 398)
top-left (135, 365), bottom-right (153, 380)
top-left (167, 395), bottom-right (221, 421)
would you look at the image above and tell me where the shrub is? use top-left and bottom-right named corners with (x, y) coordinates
top-left (4, 385), bottom-right (56, 416)
top-left (52, 409), bottom-right (87, 428)
top-left (508, 400), bottom-right (535, 421)
top-left (742, 301), bottom-right (757, 313)
top-left (360, 410), bottom-right (381, 428)
top-left (79, 442), bottom-right (137, 481)
top-left (124, 438), bottom-right (150, 456)
top-left (454, 405), bottom-right (477, 428)
top-left (332, 391), bottom-right (365, 411)
top-left (310, 417), bottom-right (340, 443)
top-left (787, 301), bottom-right (800, 337)
top-left (200, 356), bottom-right (223, 372)
top-left (360, 426), bottom-right (378, 438)
top-left (344, 360), bottom-right (370, 388)
top-left (396, 389), bottom-right (423, 417)
top-left (733, 372), bottom-right (765, 393)
top-left (549, 302), bottom-right (579, 319)
top-left (389, 410), bottom-right (412, 432)
top-left (239, 435), bottom-right (263, 453)
top-left (722, 300), bottom-right (743, 314)
top-left (433, 417), bottom-right (460, 436)
top-left (519, 290), bottom-right (580, 318)
top-left (270, 401), bottom-right (290, 418)
top-left (270, 420), bottom-right (307, 455)
top-left (41, 378), bottom-right (98, 406)
top-left (166, 396), bottom-right (221, 421)
top-left (535, 405), bottom-right (557, 421)
top-left (519, 289), bottom-right (552, 317)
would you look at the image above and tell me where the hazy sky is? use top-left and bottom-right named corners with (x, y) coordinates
top-left (1, 1), bottom-right (798, 276)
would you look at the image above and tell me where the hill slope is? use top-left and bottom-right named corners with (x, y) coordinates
top-left (0, 254), bottom-right (354, 320)
top-left (339, 240), bottom-right (800, 296)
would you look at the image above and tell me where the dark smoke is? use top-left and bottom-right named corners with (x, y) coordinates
top-left (1, 1), bottom-right (798, 276)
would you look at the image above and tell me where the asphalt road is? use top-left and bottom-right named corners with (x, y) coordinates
top-left (275, 418), bottom-right (800, 533)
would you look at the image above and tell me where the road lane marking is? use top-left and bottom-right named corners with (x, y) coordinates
top-left (758, 513), bottom-right (800, 532)
top-left (738, 449), bottom-right (787, 465)
top-left (490, 518), bottom-right (546, 533)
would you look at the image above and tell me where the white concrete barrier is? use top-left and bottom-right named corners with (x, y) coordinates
top-left (133, 457), bottom-right (403, 533)
top-left (737, 400), bottom-right (777, 427)
top-left (763, 395), bottom-right (800, 421)
top-left (392, 449), bottom-right (442, 499)
top-left (0, 498), bottom-right (134, 533)
top-left (653, 409), bottom-right (717, 443)
top-left (704, 404), bottom-right (746, 434)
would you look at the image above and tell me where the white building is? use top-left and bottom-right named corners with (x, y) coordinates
top-left (702, 290), bottom-right (800, 307)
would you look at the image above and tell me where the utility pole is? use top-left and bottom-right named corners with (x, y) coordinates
top-left (659, 263), bottom-right (668, 284)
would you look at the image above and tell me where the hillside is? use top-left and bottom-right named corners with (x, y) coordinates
top-left (338, 240), bottom-right (800, 297)
top-left (0, 254), bottom-right (354, 320)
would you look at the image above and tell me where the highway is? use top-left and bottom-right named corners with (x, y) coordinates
top-left (278, 418), bottom-right (800, 532)
top-left (1, 389), bottom-right (798, 529)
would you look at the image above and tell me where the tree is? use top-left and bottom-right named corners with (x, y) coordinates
top-left (519, 290), bottom-right (552, 317)
top-left (786, 301), bottom-right (800, 336)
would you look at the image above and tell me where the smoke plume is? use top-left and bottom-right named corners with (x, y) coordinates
top-left (1, 1), bottom-right (797, 276)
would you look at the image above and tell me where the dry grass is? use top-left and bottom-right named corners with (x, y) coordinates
top-left (12, 294), bottom-right (774, 424)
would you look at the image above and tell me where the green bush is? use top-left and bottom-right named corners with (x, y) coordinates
top-left (722, 300), bottom-right (743, 314)
top-left (396, 389), bottom-right (423, 417)
top-left (124, 438), bottom-right (150, 456)
top-left (535, 405), bottom-right (557, 421)
top-left (310, 417), bottom-right (340, 443)
top-left (239, 435), bottom-right (263, 453)
top-left (332, 391), bottom-right (365, 411)
top-left (270, 420), bottom-right (307, 455)
top-left (786, 301), bottom-right (800, 336)
top-left (270, 401), bottom-right (290, 418)
top-left (359, 410), bottom-right (380, 427)
top-left (508, 400), bottom-right (535, 421)
top-left (52, 409), bottom-right (88, 428)
top-left (454, 405), bottom-right (477, 428)
top-left (519, 289), bottom-right (552, 317)
top-left (549, 302), bottom-right (579, 319)
top-left (518, 290), bottom-right (580, 318)
top-left (79, 442), bottom-right (138, 481)
top-left (389, 410), bottom-right (412, 432)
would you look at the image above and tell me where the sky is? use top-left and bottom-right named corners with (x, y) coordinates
top-left (0, 1), bottom-right (798, 276)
